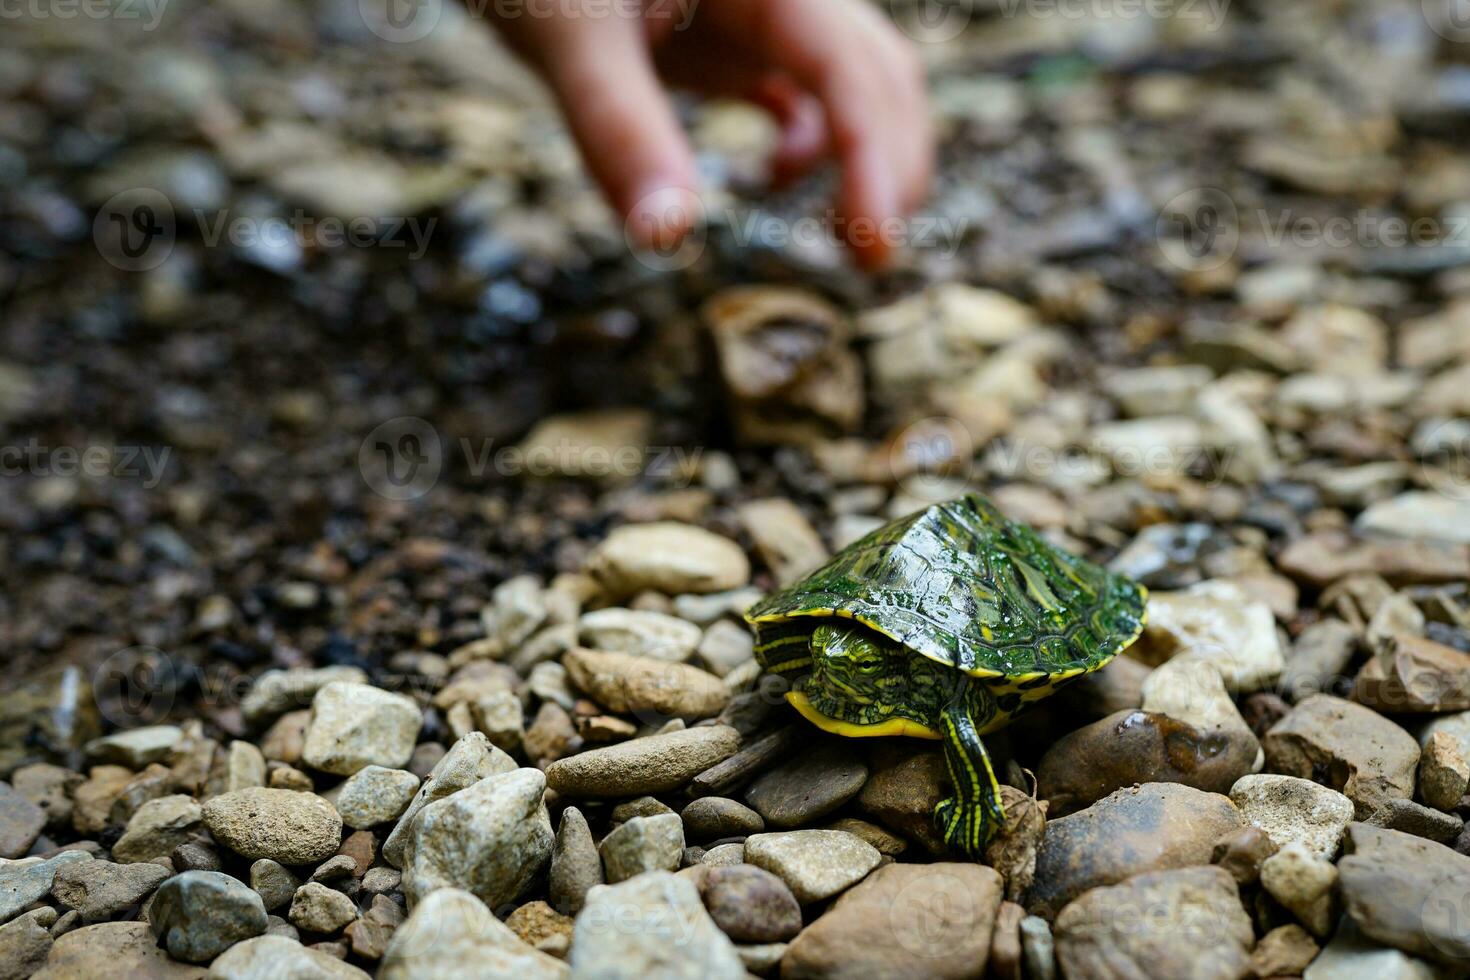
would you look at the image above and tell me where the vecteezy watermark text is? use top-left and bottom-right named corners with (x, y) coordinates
top-left (357, 0), bottom-right (699, 44)
top-left (0, 0), bottom-right (168, 29)
top-left (359, 416), bottom-right (705, 500)
top-left (1, 440), bottom-right (172, 489)
top-left (94, 189), bottom-right (438, 272)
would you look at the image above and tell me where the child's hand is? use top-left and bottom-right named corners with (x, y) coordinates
top-left (492, 0), bottom-right (932, 269)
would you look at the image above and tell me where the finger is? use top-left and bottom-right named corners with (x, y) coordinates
top-left (540, 18), bottom-right (700, 250)
top-left (747, 77), bottom-right (829, 185)
top-left (706, 0), bottom-right (930, 267)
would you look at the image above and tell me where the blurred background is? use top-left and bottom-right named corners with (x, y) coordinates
top-left (4, 0), bottom-right (1470, 748)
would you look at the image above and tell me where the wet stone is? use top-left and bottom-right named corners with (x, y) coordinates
top-left (680, 797), bottom-right (765, 842)
top-left (743, 740), bottom-right (868, 829)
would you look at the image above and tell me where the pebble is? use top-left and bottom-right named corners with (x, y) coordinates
top-left (1356, 632), bottom-right (1470, 713)
top-left (743, 740), bottom-right (868, 828)
top-left (505, 900), bottom-right (573, 957)
top-left (248, 859), bottom-right (299, 911)
top-left (563, 648), bottom-right (728, 721)
top-left (1212, 825), bottom-right (1277, 885)
top-left (781, 862), bottom-right (1004, 979)
top-left (1054, 867), bottom-right (1253, 980)
top-left (401, 767), bottom-right (553, 910)
top-left (361, 867), bottom-right (400, 895)
top-left (1418, 731), bottom-right (1469, 811)
top-left (680, 797), bottom-right (764, 841)
top-left (301, 683), bottom-right (422, 776)
top-left (1260, 842), bottom-right (1338, 938)
top-left (11, 764), bottom-right (80, 830)
top-left (242, 667), bottom-right (368, 726)
top-left (332, 766), bottom-right (420, 830)
top-left (1367, 797), bottom-right (1464, 845)
top-left (383, 888), bottom-right (567, 978)
top-left (1303, 917), bottom-right (1443, 980)
top-left (701, 843), bottom-right (745, 867)
top-left (600, 813), bottom-right (684, 883)
top-left (1263, 694), bottom-right (1419, 817)
top-left (0, 851), bottom-right (92, 924)
top-left (1131, 586), bottom-right (1285, 692)
top-left (0, 908), bottom-right (54, 979)
top-left (1277, 531), bottom-right (1470, 588)
top-left (0, 783), bottom-right (45, 859)
top-left (737, 942), bottom-right (787, 977)
top-left (1250, 924), bottom-right (1320, 977)
top-left (1358, 491), bottom-right (1470, 544)
top-left (478, 574), bottom-right (555, 658)
top-left (736, 498), bottom-right (830, 586)
top-left (694, 621), bottom-right (755, 679)
top-left (1338, 821), bottom-right (1470, 964)
top-left (549, 806), bottom-right (602, 916)
top-left (1020, 916), bottom-right (1057, 980)
top-left (150, 870), bottom-right (268, 963)
top-left (989, 900), bottom-right (1024, 980)
top-left (30, 921), bottom-right (205, 980)
top-left (1037, 709), bottom-right (1259, 816)
top-left (570, 871), bottom-right (743, 980)
top-left (578, 608), bottom-right (703, 662)
top-left (1139, 657), bottom-right (1262, 768)
top-left (1027, 783), bottom-right (1245, 918)
top-left (744, 830), bottom-right (881, 904)
top-left (208, 934), bottom-right (371, 980)
top-left (1229, 773), bottom-right (1354, 858)
top-left (856, 748), bottom-right (948, 855)
top-left (381, 732), bottom-right (516, 868)
top-left (84, 726), bottom-right (182, 768)
top-left (51, 858), bottom-right (168, 922)
top-left (202, 788), bottom-right (343, 865)
top-left (70, 766), bottom-right (133, 835)
top-left (545, 725), bottom-right (742, 797)
top-left (1279, 618), bottom-right (1359, 702)
top-left (288, 882), bottom-right (358, 934)
top-left (586, 522), bottom-right (750, 598)
top-left (225, 741), bottom-right (267, 792)
top-left (259, 712), bottom-right (310, 765)
top-left (699, 865), bottom-right (801, 943)
top-left (112, 794), bottom-right (202, 864)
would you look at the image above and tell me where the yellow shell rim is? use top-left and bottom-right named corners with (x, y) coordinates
top-left (785, 690), bottom-right (942, 740)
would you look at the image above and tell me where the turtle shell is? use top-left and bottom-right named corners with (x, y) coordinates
top-left (746, 493), bottom-right (1146, 685)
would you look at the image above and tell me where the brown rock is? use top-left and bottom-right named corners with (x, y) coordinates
top-left (31, 921), bottom-right (205, 980)
top-left (743, 740), bottom-right (867, 829)
top-left (1053, 867), bottom-right (1253, 980)
top-left (1036, 710), bottom-right (1259, 817)
top-left (989, 901), bottom-right (1025, 980)
top-left (1026, 784), bottom-right (1245, 919)
top-left (0, 783), bottom-right (46, 859)
top-left (563, 648), bottom-right (728, 721)
top-left (72, 766), bottom-right (133, 835)
top-left (1277, 532), bottom-right (1470, 588)
top-left (545, 725), bottom-right (742, 797)
top-left (1249, 924), bottom-right (1319, 977)
top-left (1419, 730), bottom-right (1470, 811)
top-left (699, 865), bottom-right (802, 943)
top-left (1355, 633), bottom-right (1470, 713)
top-left (856, 748), bottom-right (947, 855)
top-left (1263, 694), bottom-right (1419, 818)
top-left (1339, 821), bottom-right (1470, 965)
top-left (781, 863), bottom-right (1003, 980)
top-left (1210, 825), bottom-right (1277, 886)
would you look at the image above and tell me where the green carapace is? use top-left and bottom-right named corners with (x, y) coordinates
top-left (745, 493), bottom-right (1147, 858)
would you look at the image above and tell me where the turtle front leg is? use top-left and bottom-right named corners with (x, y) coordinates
top-left (934, 700), bottom-right (1006, 859)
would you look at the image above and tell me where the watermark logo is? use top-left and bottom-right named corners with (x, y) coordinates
top-left (889, 0), bottom-right (972, 43)
top-left (1424, 0), bottom-right (1470, 42)
top-left (360, 0), bottom-right (442, 42)
top-left (888, 416), bottom-right (976, 502)
top-left (624, 188), bottom-right (709, 273)
top-left (92, 646), bottom-right (177, 727)
top-left (359, 416), bottom-right (443, 501)
top-left (1418, 419), bottom-right (1470, 502)
top-left (1421, 873), bottom-right (1470, 961)
top-left (94, 188), bottom-right (175, 272)
top-left (890, 868), bottom-right (984, 956)
top-left (1156, 187), bottom-right (1238, 272)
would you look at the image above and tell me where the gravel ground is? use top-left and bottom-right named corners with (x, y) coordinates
top-left (5, 1), bottom-right (1470, 978)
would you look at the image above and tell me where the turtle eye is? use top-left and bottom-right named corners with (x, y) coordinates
top-left (853, 656), bottom-right (884, 673)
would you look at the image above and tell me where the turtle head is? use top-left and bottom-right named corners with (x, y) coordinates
top-left (805, 624), bottom-right (906, 714)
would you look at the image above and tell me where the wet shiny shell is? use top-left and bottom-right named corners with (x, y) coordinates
top-left (746, 493), bottom-right (1147, 689)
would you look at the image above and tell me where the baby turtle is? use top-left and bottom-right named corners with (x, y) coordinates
top-left (745, 492), bottom-right (1146, 857)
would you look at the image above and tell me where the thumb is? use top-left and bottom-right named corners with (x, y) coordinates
top-left (541, 19), bottom-right (700, 251)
